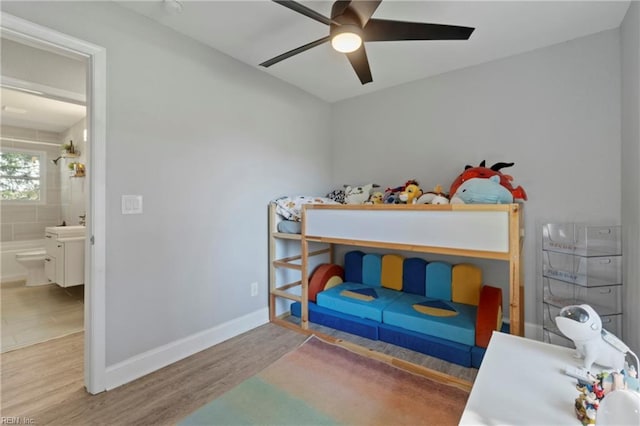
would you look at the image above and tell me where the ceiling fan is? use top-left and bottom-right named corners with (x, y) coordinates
top-left (260, 0), bottom-right (475, 85)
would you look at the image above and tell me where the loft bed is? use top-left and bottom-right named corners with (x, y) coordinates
top-left (268, 203), bottom-right (525, 365)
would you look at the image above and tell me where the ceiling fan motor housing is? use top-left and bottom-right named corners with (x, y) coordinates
top-left (330, 6), bottom-right (363, 38)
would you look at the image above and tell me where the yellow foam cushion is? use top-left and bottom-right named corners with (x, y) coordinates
top-left (381, 254), bottom-right (403, 291)
top-left (452, 264), bottom-right (482, 306)
top-left (340, 289), bottom-right (375, 302)
top-left (324, 275), bottom-right (343, 290)
top-left (413, 301), bottom-right (458, 317)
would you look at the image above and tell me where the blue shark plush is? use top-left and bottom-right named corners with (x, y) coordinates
top-left (450, 175), bottom-right (514, 204)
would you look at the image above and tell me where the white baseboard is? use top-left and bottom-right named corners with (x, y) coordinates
top-left (524, 321), bottom-right (542, 341)
top-left (105, 307), bottom-right (269, 390)
top-left (1, 273), bottom-right (26, 283)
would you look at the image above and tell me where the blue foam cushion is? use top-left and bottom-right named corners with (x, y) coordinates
top-left (425, 262), bottom-right (452, 300)
top-left (378, 323), bottom-right (472, 367)
top-left (382, 293), bottom-right (477, 346)
top-left (344, 251), bottom-right (365, 283)
top-left (403, 258), bottom-right (427, 295)
top-left (290, 302), bottom-right (379, 340)
top-left (471, 346), bottom-right (486, 368)
top-left (362, 254), bottom-right (382, 287)
top-left (316, 282), bottom-right (403, 322)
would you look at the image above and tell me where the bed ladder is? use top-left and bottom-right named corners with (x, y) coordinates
top-left (268, 203), bottom-right (331, 327)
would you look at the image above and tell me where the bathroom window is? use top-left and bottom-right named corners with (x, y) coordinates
top-left (0, 148), bottom-right (46, 202)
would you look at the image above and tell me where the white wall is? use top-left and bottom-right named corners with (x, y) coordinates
top-left (331, 30), bottom-right (622, 335)
top-left (1, 1), bottom-right (332, 366)
top-left (59, 118), bottom-right (87, 226)
top-left (621, 2), bottom-right (640, 355)
top-left (0, 38), bottom-right (85, 96)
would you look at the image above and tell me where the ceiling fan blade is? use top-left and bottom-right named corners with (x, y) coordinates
top-left (349, 0), bottom-right (382, 26)
top-left (260, 36), bottom-right (331, 67)
top-left (364, 19), bottom-right (474, 41)
top-left (272, 0), bottom-right (335, 26)
top-left (331, 1), bottom-right (351, 19)
top-left (346, 45), bottom-right (373, 85)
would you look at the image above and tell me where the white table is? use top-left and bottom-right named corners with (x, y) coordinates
top-left (460, 331), bottom-right (583, 425)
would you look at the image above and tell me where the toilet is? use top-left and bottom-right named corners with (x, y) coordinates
top-left (15, 249), bottom-right (48, 286)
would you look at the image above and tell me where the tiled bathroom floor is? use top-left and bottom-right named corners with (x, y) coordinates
top-left (1, 280), bottom-right (84, 353)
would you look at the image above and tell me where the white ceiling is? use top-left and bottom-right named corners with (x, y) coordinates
top-left (118, 0), bottom-right (630, 103)
top-left (1, 88), bottom-right (86, 133)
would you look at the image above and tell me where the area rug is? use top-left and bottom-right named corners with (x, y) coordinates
top-left (180, 336), bottom-right (470, 425)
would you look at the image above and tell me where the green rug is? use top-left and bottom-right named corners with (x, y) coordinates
top-left (180, 336), bottom-right (469, 426)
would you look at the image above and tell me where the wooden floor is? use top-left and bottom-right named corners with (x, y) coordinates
top-left (0, 324), bottom-right (308, 425)
top-left (1, 280), bottom-right (84, 353)
top-left (0, 322), bottom-right (475, 425)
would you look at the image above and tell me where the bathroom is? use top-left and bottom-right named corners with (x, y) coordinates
top-left (1, 37), bottom-right (88, 352)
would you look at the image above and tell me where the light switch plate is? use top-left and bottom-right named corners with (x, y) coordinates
top-left (122, 195), bottom-right (143, 214)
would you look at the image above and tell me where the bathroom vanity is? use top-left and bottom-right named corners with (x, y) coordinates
top-left (44, 226), bottom-right (85, 287)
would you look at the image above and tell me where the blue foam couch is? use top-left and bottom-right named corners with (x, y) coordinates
top-left (291, 250), bottom-right (506, 368)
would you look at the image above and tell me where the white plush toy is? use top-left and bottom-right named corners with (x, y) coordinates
top-left (555, 304), bottom-right (626, 371)
top-left (344, 184), bottom-right (376, 204)
top-left (419, 185), bottom-right (450, 205)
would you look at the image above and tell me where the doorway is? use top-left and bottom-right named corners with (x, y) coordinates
top-left (1, 12), bottom-right (106, 394)
top-left (1, 50), bottom-right (87, 352)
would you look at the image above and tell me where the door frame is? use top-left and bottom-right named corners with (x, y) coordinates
top-left (1, 12), bottom-right (107, 394)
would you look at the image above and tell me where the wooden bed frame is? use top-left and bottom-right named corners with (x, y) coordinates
top-left (269, 203), bottom-right (524, 337)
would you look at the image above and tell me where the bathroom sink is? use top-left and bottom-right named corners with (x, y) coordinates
top-left (45, 225), bottom-right (86, 237)
top-left (52, 225), bottom-right (85, 231)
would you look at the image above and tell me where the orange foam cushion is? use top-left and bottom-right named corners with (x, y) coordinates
top-left (309, 264), bottom-right (344, 302)
top-left (475, 285), bottom-right (503, 348)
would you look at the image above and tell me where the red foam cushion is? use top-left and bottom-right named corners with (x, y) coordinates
top-left (309, 264), bottom-right (344, 302)
top-left (475, 285), bottom-right (503, 348)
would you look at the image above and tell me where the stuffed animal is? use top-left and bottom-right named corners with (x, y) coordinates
top-left (399, 184), bottom-right (423, 204)
top-left (367, 191), bottom-right (384, 204)
top-left (449, 161), bottom-right (527, 201)
top-left (384, 180), bottom-right (418, 204)
top-left (344, 184), bottom-right (378, 204)
top-left (419, 185), bottom-right (450, 205)
top-left (400, 183), bottom-right (451, 204)
top-left (383, 187), bottom-right (403, 204)
top-left (326, 189), bottom-right (346, 204)
top-left (450, 176), bottom-right (514, 204)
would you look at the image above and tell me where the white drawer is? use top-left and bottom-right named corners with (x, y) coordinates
top-left (45, 233), bottom-right (64, 259)
top-left (45, 232), bottom-right (57, 252)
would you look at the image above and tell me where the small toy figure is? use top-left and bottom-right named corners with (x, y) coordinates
top-left (575, 386), bottom-right (600, 425)
top-left (572, 369), bottom-right (640, 425)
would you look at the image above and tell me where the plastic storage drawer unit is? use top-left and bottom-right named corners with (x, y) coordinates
top-left (543, 224), bottom-right (621, 256)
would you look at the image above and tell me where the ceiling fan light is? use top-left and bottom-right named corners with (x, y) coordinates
top-left (331, 25), bottom-right (363, 53)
